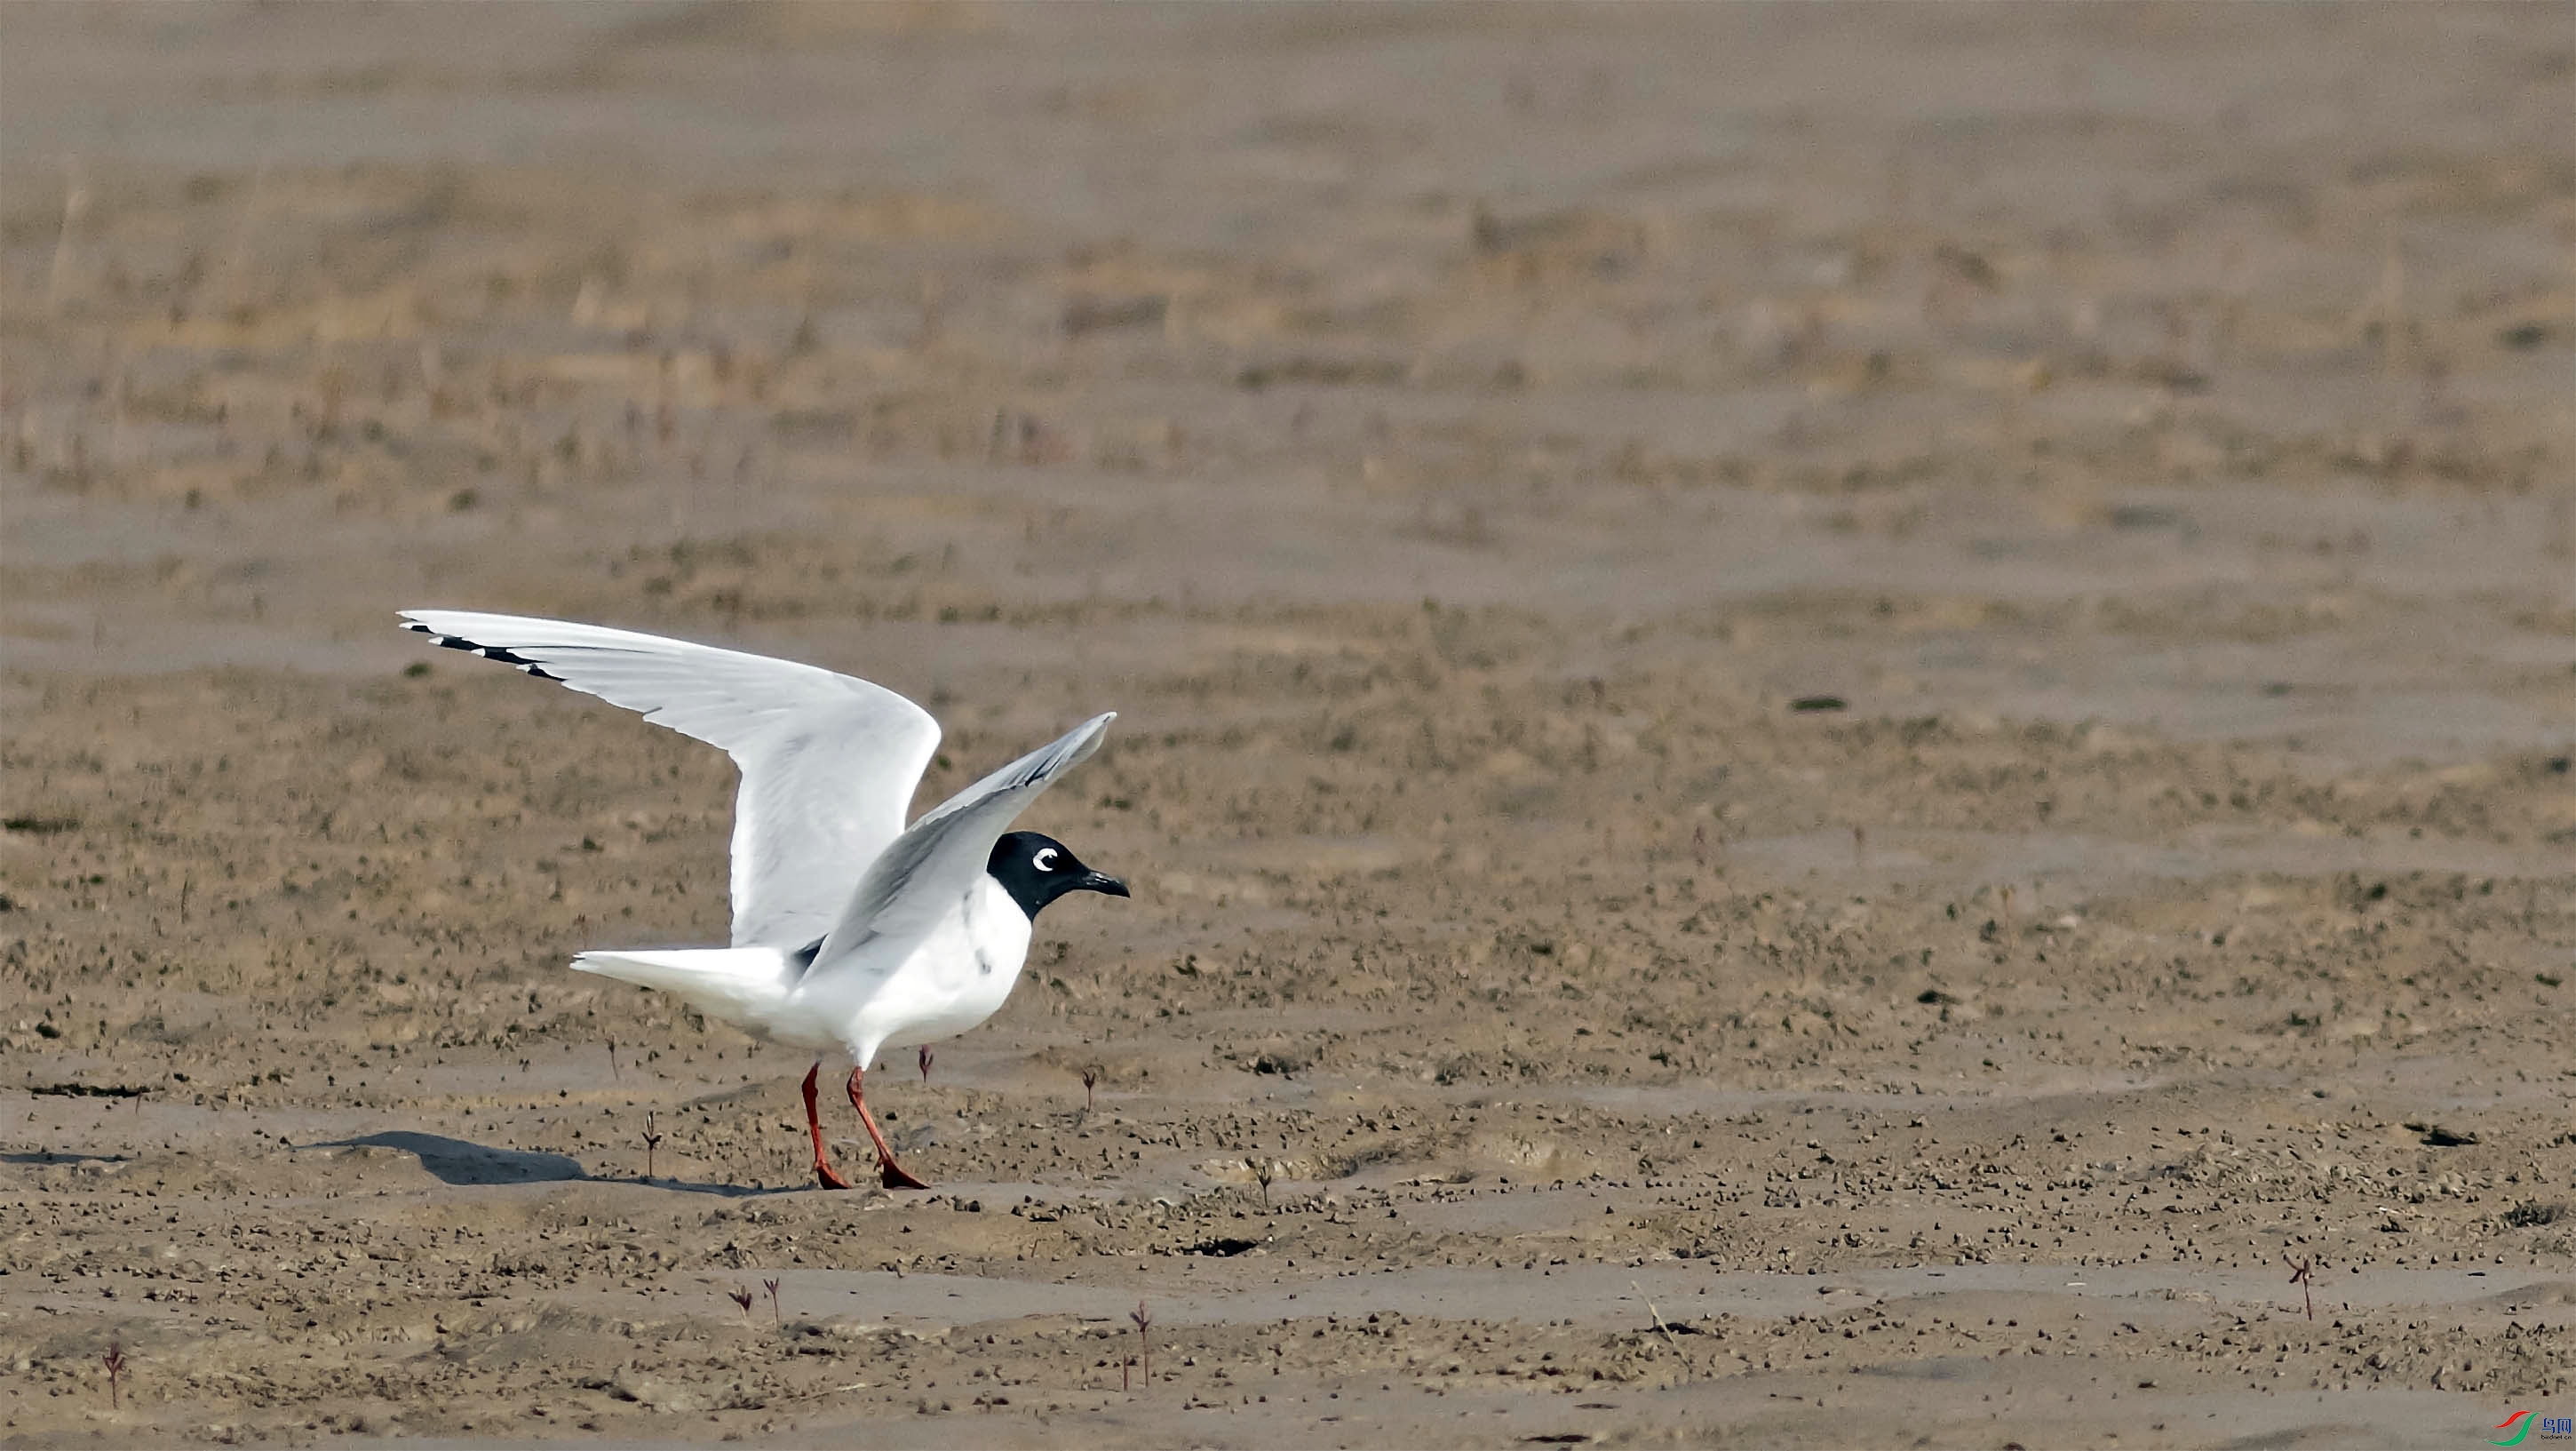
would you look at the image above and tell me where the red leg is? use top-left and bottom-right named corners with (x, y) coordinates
top-left (847, 1065), bottom-right (928, 1189)
top-left (803, 1064), bottom-right (853, 1190)
top-left (918, 1045), bottom-right (934, 1082)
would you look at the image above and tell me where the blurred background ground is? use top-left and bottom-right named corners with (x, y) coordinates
top-left (2, 3), bottom-right (2572, 1445)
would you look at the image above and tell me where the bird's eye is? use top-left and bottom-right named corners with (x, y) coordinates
top-left (1032, 848), bottom-right (1060, 872)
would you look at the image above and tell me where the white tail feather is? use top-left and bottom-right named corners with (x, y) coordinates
top-left (571, 948), bottom-right (799, 1033)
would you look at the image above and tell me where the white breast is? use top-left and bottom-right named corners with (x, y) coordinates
top-left (840, 875), bottom-right (1033, 1064)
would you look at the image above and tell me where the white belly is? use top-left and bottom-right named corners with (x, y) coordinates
top-left (789, 876), bottom-right (1032, 1065)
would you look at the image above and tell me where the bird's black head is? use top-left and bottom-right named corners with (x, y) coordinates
top-left (987, 832), bottom-right (1128, 920)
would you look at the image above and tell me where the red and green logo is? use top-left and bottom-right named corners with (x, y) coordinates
top-left (2486, 1411), bottom-right (2572, 1444)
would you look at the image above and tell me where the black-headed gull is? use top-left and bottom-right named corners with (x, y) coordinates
top-left (398, 610), bottom-right (1127, 1189)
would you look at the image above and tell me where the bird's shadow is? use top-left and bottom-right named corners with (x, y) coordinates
top-left (304, 1131), bottom-right (791, 1197)
top-left (305, 1131), bottom-right (581, 1185)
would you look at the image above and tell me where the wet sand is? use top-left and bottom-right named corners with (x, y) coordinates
top-left (4, 4), bottom-right (2572, 1445)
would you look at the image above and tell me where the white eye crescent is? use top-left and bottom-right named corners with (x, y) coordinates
top-left (1032, 848), bottom-right (1060, 872)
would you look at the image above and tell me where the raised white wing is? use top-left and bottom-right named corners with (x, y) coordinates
top-left (813, 712), bottom-right (1114, 966)
top-left (398, 610), bottom-right (941, 950)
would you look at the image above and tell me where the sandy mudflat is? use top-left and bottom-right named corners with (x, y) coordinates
top-left (3, 4), bottom-right (2572, 1445)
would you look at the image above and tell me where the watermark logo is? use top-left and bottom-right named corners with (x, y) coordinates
top-left (2491, 1411), bottom-right (2576, 1446)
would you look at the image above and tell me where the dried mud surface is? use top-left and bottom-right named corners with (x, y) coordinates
top-left (4, 4), bottom-right (2573, 1447)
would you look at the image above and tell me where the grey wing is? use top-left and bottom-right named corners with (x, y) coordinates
top-left (399, 610), bottom-right (941, 949)
top-left (811, 712), bottom-right (1115, 965)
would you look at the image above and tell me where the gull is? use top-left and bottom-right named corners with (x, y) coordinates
top-left (398, 610), bottom-right (1127, 1189)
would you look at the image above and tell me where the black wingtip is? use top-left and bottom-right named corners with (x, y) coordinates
top-left (407, 626), bottom-right (560, 681)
